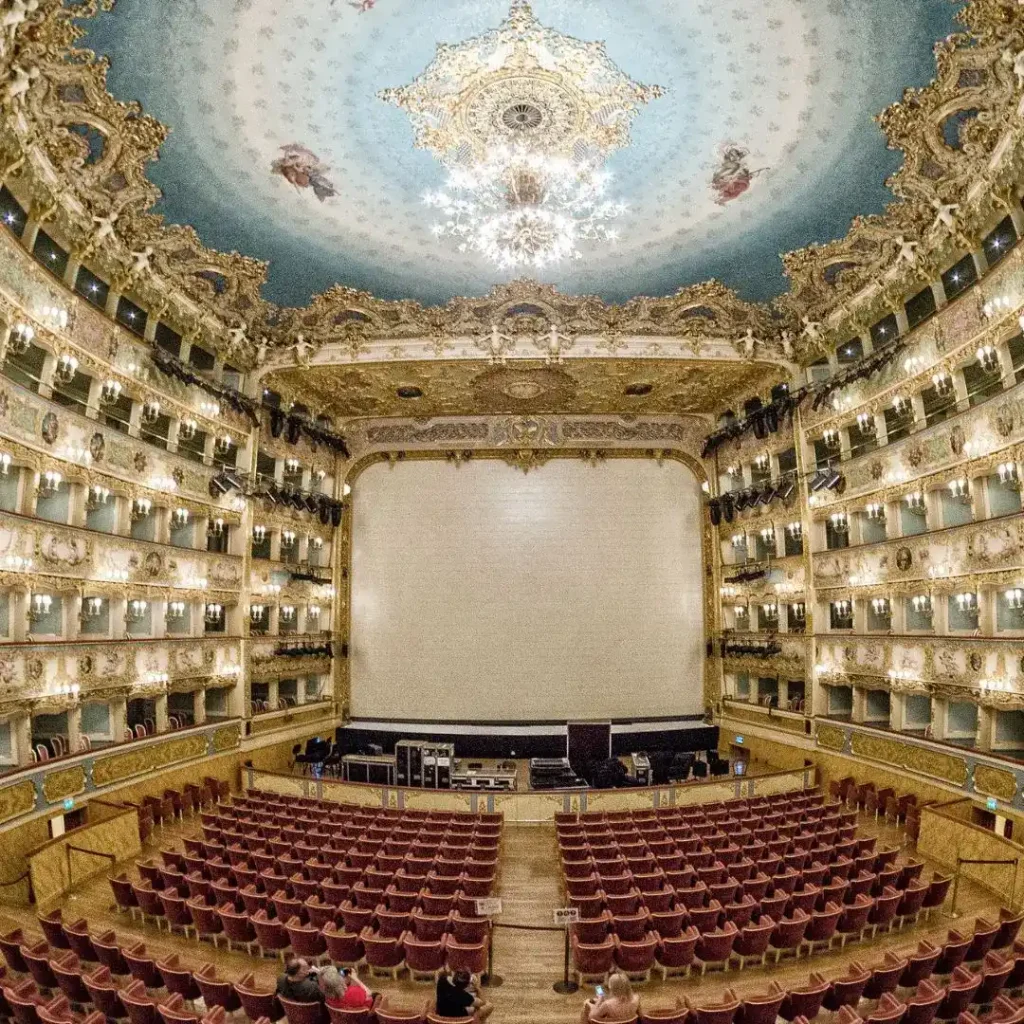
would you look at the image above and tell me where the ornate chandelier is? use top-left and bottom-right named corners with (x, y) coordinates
top-left (423, 146), bottom-right (625, 270)
top-left (382, 1), bottom-right (662, 270)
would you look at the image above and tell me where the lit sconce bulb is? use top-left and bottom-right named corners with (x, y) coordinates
top-left (127, 599), bottom-right (148, 621)
top-left (308, 604), bottom-right (321, 619)
top-left (822, 429), bottom-right (840, 450)
top-left (731, 534), bottom-right (745, 547)
top-left (733, 605), bottom-right (747, 617)
top-left (39, 305), bottom-right (68, 329)
top-left (84, 597), bottom-right (103, 618)
top-left (214, 434), bottom-right (233, 454)
top-left (912, 595), bottom-right (932, 612)
top-left (253, 525), bottom-right (266, 544)
top-left (948, 478), bottom-right (969, 500)
top-left (786, 521), bottom-right (802, 538)
top-left (342, 481), bottom-right (351, 496)
top-left (754, 453), bottom-right (769, 472)
top-left (1006, 589), bottom-right (1024, 610)
top-left (829, 512), bottom-right (848, 533)
top-left (142, 399), bottom-right (161, 424)
top-left (285, 458), bottom-right (300, 474)
top-left (871, 597), bottom-right (890, 614)
top-left (204, 602), bottom-right (223, 623)
top-left (932, 372), bottom-right (953, 395)
top-left (8, 322), bottom-right (34, 354)
top-left (317, 470), bottom-right (328, 482)
top-left (999, 462), bottom-right (1019, 485)
top-left (54, 353), bottom-right (78, 385)
top-left (311, 536), bottom-right (324, 550)
top-left (179, 418), bottom-right (197, 441)
top-left (955, 592), bottom-right (977, 611)
top-left (172, 507), bottom-right (189, 528)
top-left (167, 601), bottom-right (186, 619)
top-left (856, 412), bottom-right (875, 435)
top-left (131, 497), bottom-right (152, 519)
top-left (280, 605), bottom-right (296, 621)
top-left (250, 603), bottom-right (265, 621)
top-left (208, 518), bottom-right (225, 536)
top-left (31, 594), bottom-right (52, 616)
top-left (905, 492), bottom-right (925, 512)
top-left (39, 469), bottom-right (62, 495)
top-left (976, 345), bottom-right (1000, 373)
top-left (100, 379), bottom-right (122, 405)
top-left (761, 602), bottom-right (778, 617)
top-left (0, 452), bottom-right (11, 475)
top-left (760, 528), bottom-right (774, 542)
top-left (892, 395), bottom-right (910, 416)
top-left (200, 400), bottom-right (221, 418)
top-left (282, 530), bottom-right (296, 547)
top-left (865, 502), bottom-right (884, 520)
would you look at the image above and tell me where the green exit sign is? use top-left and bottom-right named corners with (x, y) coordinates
top-left (62, 798), bottom-right (73, 811)
top-left (987, 797), bottom-right (998, 811)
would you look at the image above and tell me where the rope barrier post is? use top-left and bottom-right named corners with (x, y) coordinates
top-left (552, 908), bottom-right (580, 995)
top-left (948, 856), bottom-right (962, 920)
top-left (475, 898), bottom-right (503, 988)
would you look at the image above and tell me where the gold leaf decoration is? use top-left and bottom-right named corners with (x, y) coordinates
top-left (41, 766), bottom-right (85, 805)
top-left (973, 764), bottom-right (1017, 803)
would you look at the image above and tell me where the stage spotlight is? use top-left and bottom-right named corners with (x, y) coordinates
top-left (759, 484), bottom-right (777, 506)
top-left (777, 478), bottom-right (796, 501)
top-left (721, 493), bottom-right (735, 523)
top-left (717, 409), bottom-right (736, 430)
top-left (330, 502), bottom-right (342, 527)
top-left (708, 499), bottom-right (722, 526)
top-left (824, 468), bottom-right (843, 491)
top-left (286, 417), bottom-right (302, 445)
top-left (771, 383), bottom-right (789, 403)
top-left (764, 405), bottom-right (779, 434)
top-left (733, 490), bottom-right (749, 511)
top-left (810, 470), bottom-right (829, 492)
top-left (751, 411), bottom-right (767, 440)
top-left (209, 474), bottom-right (230, 498)
top-left (743, 396), bottom-right (763, 418)
top-left (270, 408), bottom-right (286, 438)
top-left (319, 503), bottom-right (331, 525)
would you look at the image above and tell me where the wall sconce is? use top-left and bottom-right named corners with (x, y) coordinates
top-left (871, 597), bottom-right (890, 616)
top-left (53, 353), bottom-right (78, 385)
top-left (785, 522), bottom-right (802, 539)
top-left (892, 395), bottom-right (911, 418)
top-left (931, 372), bottom-right (954, 396)
top-left (761, 602), bottom-right (778, 620)
top-left (977, 346), bottom-right (1000, 374)
top-left (316, 469), bottom-right (328, 483)
top-left (0, 452), bottom-right (11, 476)
top-left (311, 536), bottom-right (324, 550)
top-left (39, 305), bottom-right (67, 329)
top-left (733, 605), bottom-right (748, 618)
top-left (948, 478), bottom-right (970, 502)
top-left (911, 595), bottom-right (932, 613)
top-left (282, 530), bottom-right (296, 547)
top-left (204, 602), bottom-right (223, 624)
top-left (822, 429), bottom-right (841, 451)
top-left (166, 601), bottom-right (186, 620)
top-left (1006, 589), bottom-right (1024, 610)
top-left (141, 399), bottom-right (161, 424)
top-left (7, 322), bottom-right (34, 355)
top-left (84, 487), bottom-right (110, 516)
top-left (285, 458), bottom-right (301, 474)
top-left (864, 503), bottom-right (885, 521)
top-left (126, 599), bottom-right (148, 622)
top-left (131, 497), bottom-right (152, 520)
top-left (38, 470), bottom-right (62, 497)
top-left (789, 602), bottom-right (806, 622)
top-left (214, 434), bottom-right (233, 454)
top-left (829, 512), bottom-right (849, 534)
top-left (955, 592), bottom-right (977, 611)
top-left (249, 603), bottom-right (265, 622)
top-left (904, 492), bottom-right (926, 515)
top-left (753, 453), bottom-right (769, 473)
top-left (200, 400), bottom-right (220, 419)
top-left (759, 527), bottom-right (774, 543)
top-left (172, 508), bottom-right (189, 529)
top-left (998, 462), bottom-right (1021, 488)
top-left (983, 295), bottom-right (1012, 318)
top-left (308, 604), bottom-right (321, 620)
top-left (28, 593), bottom-right (52, 621)
top-left (855, 412), bottom-right (876, 436)
top-left (252, 525), bottom-right (266, 544)
top-left (99, 379), bottom-right (122, 406)
top-left (207, 518), bottom-right (225, 536)
top-left (280, 605), bottom-right (296, 622)
top-left (179, 418), bottom-right (197, 441)
top-left (83, 597), bottom-right (104, 619)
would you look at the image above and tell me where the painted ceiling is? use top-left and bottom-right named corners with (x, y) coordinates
top-left (78, 0), bottom-right (962, 309)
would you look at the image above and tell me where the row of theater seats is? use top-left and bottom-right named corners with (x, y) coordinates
top-left (829, 778), bottom-right (928, 839)
top-left (107, 791), bottom-right (503, 980)
top-left (0, 909), bottom-right (454, 1024)
top-left (619, 933), bottom-right (1024, 1024)
top-left (131, 779), bottom-right (231, 845)
top-left (557, 788), bottom-right (955, 979)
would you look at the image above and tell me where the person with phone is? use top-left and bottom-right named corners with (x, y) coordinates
top-left (435, 969), bottom-right (494, 1021)
top-left (581, 973), bottom-right (640, 1022)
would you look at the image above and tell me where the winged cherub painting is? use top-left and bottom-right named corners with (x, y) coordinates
top-left (271, 144), bottom-right (338, 202)
top-left (710, 143), bottom-right (766, 206)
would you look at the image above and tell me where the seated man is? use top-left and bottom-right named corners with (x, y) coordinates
top-left (276, 957), bottom-right (324, 1003)
top-left (435, 969), bottom-right (494, 1021)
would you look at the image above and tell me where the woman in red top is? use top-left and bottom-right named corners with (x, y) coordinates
top-left (320, 967), bottom-right (375, 1009)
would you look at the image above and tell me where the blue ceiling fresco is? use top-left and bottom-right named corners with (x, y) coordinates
top-left (79, 0), bottom-right (962, 308)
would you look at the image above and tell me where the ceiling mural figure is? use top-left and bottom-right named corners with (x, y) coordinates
top-left (71, 0), bottom-right (963, 307)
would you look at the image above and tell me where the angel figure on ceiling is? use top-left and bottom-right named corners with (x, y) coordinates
top-left (271, 144), bottom-right (337, 202)
top-left (710, 144), bottom-right (766, 206)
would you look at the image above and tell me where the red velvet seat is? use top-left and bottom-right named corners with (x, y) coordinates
top-left (695, 922), bottom-right (739, 975)
top-left (193, 964), bottom-right (240, 1014)
top-left (731, 916), bottom-right (775, 970)
top-left (614, 934), bottom-right (658, 982)
top-left (571, 935), bottom-right (614, 984)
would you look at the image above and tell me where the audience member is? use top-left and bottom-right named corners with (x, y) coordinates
top-left (435, 968), bottom-right (494, 1021)
top-left (276, 958), bottom-right (324, 1003)
top-left (581, 973), bottom-right (640, 1022)
top-left (319, 966), bottom-right (375, 1010)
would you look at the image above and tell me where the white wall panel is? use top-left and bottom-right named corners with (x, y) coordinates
top-left (350, 458), bottom-right (705, 722)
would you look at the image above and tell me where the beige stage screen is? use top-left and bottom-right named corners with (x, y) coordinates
top-left (349, 457), bottom-right (705, 722)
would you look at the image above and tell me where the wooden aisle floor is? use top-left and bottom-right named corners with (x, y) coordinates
top-left (0, 813), bottom-right (1003, 1024)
